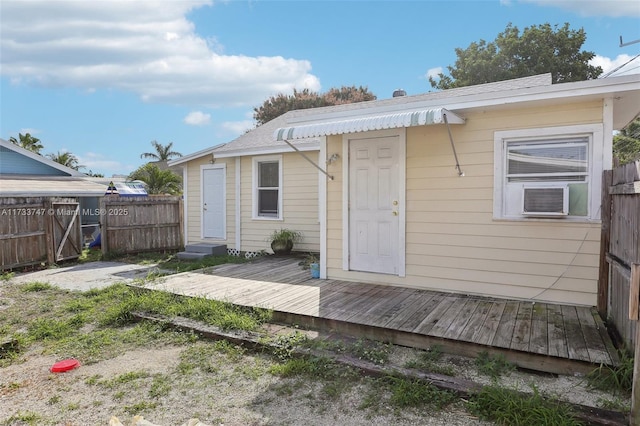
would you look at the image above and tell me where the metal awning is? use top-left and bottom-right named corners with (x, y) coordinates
top-left (274, 107), bottom-right (464, 141)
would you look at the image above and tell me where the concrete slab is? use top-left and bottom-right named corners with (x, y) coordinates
top-left (9, 261), bottom-right (166, 291)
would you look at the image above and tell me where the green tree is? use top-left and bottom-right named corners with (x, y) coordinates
top-left (430, 23), bottom-right (602, 90)
top-left (140, 140), bottom-right (182, 161)
top-left (129, 163), bottom-right (182, 195)
top-left (253, 85), bottom-right (376, 126)
top-left (613, 118), bottom-right (640, 165)
top-left (9, 132), bottom-right (44, 154)
top-left (46, 150), bottom-right (84, 170)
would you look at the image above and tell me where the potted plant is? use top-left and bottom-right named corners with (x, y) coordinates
top-left (268, 228), bottom-right (302, 256)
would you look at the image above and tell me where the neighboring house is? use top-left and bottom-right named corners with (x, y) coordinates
top-left (172, 73), bottom-right (640, 306)
top-left (0, 138), bottom-right (146, 242)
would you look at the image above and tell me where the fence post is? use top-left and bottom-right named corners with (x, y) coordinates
top-left (631, 263), bottom-right (640, 425)
top-left (100, 196), bottom-right (108, 257)
top-left (597, 170), bottom-right (613, 317)
top-left (44, 198), bottom-right (55, 266)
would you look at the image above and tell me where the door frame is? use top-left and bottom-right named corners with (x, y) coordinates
top-left (200, 163), bottom-right (226, 240)
top-left (342, 129), bottom-right (406, 277)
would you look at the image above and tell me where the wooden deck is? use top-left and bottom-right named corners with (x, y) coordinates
top-left (148, 256), bottom-right (619, 375)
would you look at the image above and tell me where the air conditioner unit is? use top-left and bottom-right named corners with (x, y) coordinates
top-left (522, 185), bottom-right (568, 216)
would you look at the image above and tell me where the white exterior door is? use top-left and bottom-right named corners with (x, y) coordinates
top-left (349, 136), bottom-right (400, 274)
top-left (202, 166), bottom-right (225, 239)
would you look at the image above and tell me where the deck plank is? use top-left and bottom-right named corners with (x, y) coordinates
top-left (414, 296), bottom-right (460, 336)
top-left (511, 302), bottom-right (533, 352)
top-left (458, 300), bottom-right (492, 343)
top-left (547, 303), bottom-right (569, 359)
top-left (384, 292), bottom-right (440, 330)
top-left (529, 303), bottom-right (549, 355)
top-left (472, 301), bottom-right (505, 346)
top-left (440, 299), bottom-right (481, 340)
top-left (347, 288), bottom-right (415, 327)
top-left (562, 305), bottom-right (590, 363)
top-left (491, 301), bottom-right (519, 349)
top-left (576, 306), bottom-right (612, 364)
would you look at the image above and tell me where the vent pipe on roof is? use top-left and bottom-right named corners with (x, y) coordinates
top-left (392, 89), bottom-right (407, 97)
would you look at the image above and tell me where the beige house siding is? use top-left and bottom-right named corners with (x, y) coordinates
top-left (184, 156), bottom-right (236, 247)
top-left (325, 101), bottom-right (604, 306)
top-left (239, 152), bottom-right (320, 253)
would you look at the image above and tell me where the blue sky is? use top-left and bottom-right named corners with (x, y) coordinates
top-left (1, 0), bottom-right (639, 176)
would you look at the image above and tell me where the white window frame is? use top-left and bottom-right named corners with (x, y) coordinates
top-left (252, 155), bottom-right (283, 220)
top-left (493, 124), bottom-right (604, 221)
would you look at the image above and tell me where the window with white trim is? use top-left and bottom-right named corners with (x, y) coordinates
top-left (494, 125), bottom-right (603, 220)
top-left (253, 155), bottom-right (282, 219)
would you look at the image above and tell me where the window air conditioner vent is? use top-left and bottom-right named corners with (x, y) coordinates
top-left (522, 185), bottom-right (568, 216)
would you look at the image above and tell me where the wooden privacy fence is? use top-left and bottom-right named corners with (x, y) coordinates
top-left (599, 161), bottom-right (640, 349)
top-left (100, 195), bottom-right (183, 256)
top-left (0, 197), bottom-right (82, 270)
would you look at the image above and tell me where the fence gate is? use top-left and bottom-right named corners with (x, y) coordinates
top-left (49, 200), bottom-right (82, 262)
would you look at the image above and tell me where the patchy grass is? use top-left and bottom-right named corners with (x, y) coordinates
top-left (468, 385), bottom-right (582, 426)
top-left (347, 337), bottom-right (391, 365)
top-left (587, 349), bottom-right (634, 395)
top-left (404, 345), bottom-right (456, 376)
top-left (0, 281), bottom-right (271, 368)
top-left (474, 351), bottom-right (515, 379)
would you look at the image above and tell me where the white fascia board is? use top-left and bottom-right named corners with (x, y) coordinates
top-left (168, 143), bottom-right (226, 166)
top-left (214, 142), bottom-right (320, 158)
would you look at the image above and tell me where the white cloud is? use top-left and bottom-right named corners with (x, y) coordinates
top-left (184, 111), bottom-right (211, 126)
top-left (520, 0), bottom-right (640, 17)
top-left (0, 1), bottom-right (321, 108)
top-left (591, 54), bottom-right (640, 76)
top-left (425, 67), bottom-right (443, 80)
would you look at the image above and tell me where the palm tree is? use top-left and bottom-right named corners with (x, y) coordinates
top-left (46, 151), bottom-right (84, 170)
top-left (9, 133), bottom-right (44, 154)
top-left (129, 163), bottom-right (182, 195)
top-left (140, 140), bottom-right (183, 161)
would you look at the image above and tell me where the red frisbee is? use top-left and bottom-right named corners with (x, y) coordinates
top-left (50, 358), bottom-right (80, 373)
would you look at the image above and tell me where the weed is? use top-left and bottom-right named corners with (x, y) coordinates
top-left (468, 384), bottom-right (582, 426)
top-left (149, 374), bottom-right (172, 398)
top-left (47, 395), bottom-right (61, 405)
top-left (1, 411), bottom-right (41, 425)
top-left (28, 316), bottom-right (83, 340)
top-left (101, 371), bottom-right (149, 389)
top-left (85, 375), bottom-right (102, 385)
top-left (404, 346), bottom-right (456, 376)
top-left (587, 350), bottom-right (633, 394)
top-left (65, 402), bottom-right (80, 411)
top-left (387, 377), bottom-right (457, 409)
top-left (348, 338), bottom-right (391, 365)
top-left (270, 331), bottom-right (309, 361)
top-left (474, 351), bottom-right (515, 379)
top-left (21, 281), bottom-right (53, 292)
top-left (0, 271), bottom-right (15, 281)
top-left (124, 401), bottom-right (157, 414)
top-left (597, 396), bottom-right (630, 413)
top-left (177, 343), bottom-right (222, 374)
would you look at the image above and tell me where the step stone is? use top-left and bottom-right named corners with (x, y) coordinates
top-left (184, 243), bottom-right (227, 255)
top-left (176, 251), bottom-right (212, 261)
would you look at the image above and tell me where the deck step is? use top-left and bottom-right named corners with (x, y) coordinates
top-left (184, 243), bottom-right (227, 255)
top-left (177, 243), bottom-right (227, 260)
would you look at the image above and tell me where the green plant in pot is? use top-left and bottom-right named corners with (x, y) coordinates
top-left (268, 228), bottom-right (302, 256)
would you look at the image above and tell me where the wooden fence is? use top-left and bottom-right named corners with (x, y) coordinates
top-left (598, 161), bottom-right (640, 349)
top-left (0, 197), bottom-right (82, 270)
top-left (100, 195), bottom-right (183, 256)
